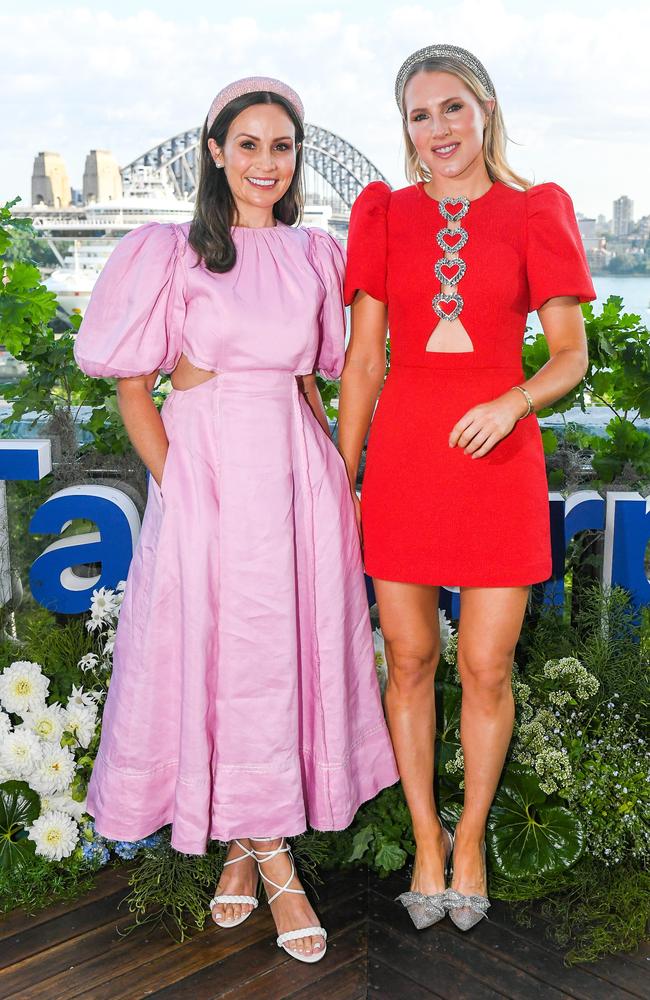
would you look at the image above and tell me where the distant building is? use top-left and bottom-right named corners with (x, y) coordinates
top-left (613, 195), bottom-right (634, 237)
top-left (83, 150), bottom-right (123, 204)
top-left (596, 214), bottom-right (610, 236)
top-left (31, 152), bottom-right (71, 208)
top-left (578, 217), bottom-right (608, 270)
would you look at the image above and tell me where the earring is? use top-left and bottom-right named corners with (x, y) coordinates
top-left (213, 159), bottom-right (224, 169)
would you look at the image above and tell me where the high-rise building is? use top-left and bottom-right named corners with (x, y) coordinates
top-left (613, 196), bottom-right (634, 237)
top-left (82, 150), bottom-right (123, 204)
top-left (31, 152), bottom-right (71, 207)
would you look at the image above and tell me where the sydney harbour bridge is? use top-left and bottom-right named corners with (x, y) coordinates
top-left (120, 123), bottom-right (389, 210)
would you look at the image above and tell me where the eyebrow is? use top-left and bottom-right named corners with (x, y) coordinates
top-left (408, 97), bottom-right (464, 112)
top-left (233, 133), bottom-right (294, 141)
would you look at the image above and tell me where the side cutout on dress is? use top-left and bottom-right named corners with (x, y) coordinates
top-left (171, 353), bottom-right (219, 391)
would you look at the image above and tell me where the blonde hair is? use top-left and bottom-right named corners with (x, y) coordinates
top-left (400, 57), bottom-right (530, 191)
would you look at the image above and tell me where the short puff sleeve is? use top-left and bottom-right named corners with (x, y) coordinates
top-left (526, 183), bottom-right (596, 313)
top-left (73, 222), bottom-right (185, 378)
top-left (343, 181), bottom-right (390, 306)
top-left (307, 227), bottom-right (347, 380)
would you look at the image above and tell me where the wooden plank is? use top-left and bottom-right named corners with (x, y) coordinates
top-left (65, 874), bottom-right (366, 999)
top-left (370, 891), bottom-right (563, 1000)
top-left (212, 924), bottom-right (367, 1000)
top-left (369, 959), bottom-right (446, 999)
top-left (0, 864), bottom-right (134, 943)
top-left (288, 958), bottom-right (367, 1000)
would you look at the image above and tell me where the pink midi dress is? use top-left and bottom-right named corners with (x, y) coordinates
top-left (74, 220), bottom-right (398, 854)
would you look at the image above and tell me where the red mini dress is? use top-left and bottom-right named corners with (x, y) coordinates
top-left (344, 180), bottom-right (596, 587)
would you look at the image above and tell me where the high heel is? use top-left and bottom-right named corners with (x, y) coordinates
top-left (209, 839), bottom-right (259, 928)
top-left (446, 840), bottom-right (490, 931)
top-left (252, 837), bottom-right (327, 964)
top-left (396, 818), bottom-right (454, 930)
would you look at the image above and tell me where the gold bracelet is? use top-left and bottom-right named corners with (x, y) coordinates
top-left (512, 384), bottom-right (534, 419)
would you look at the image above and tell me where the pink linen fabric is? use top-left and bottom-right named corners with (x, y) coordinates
top-left (74, 221), bottom-right (398, 854)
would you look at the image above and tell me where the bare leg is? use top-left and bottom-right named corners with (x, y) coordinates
top-left (452, 586), bottom-right (529, 895)
top-left (250, 838), bottom-right (323, 958)
top-left (373, 579), bottom-right (448, 893)
top-left (211, 839), bottom-right (258, 925)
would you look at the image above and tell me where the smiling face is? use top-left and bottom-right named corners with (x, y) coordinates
top-left (403, 70), bottom-right (494, 185)
top-left (208, 103), bottom-right (300, 227)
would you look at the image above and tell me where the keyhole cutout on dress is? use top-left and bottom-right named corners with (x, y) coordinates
top-left (427, 198), bottom-right (475, 354)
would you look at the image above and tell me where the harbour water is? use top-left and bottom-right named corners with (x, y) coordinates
top-left (528, 274), bottom-right (650, 333)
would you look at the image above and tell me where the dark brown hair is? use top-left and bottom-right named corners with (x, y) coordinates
top-left (189, 92), bottom-right (305, 272)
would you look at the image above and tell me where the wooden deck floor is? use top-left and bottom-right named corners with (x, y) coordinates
top-left (0, 864), bottom-right (647, 999)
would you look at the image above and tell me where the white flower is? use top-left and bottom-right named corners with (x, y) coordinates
top-left (68, 684), bottom-right (96, 710)
top-left (0, 728), bottom-right (43, 778)
top-left (41, 791), bottom-right (87, 821)
top-left (63, 702), bottom-right (97, 748)
top-left (19, 703), bottom-right (65, 744)
top-left (0, 661), bottom-right (49, 716)
top-left (0, 709), bottom-right (12, 737)
top-left (27, 809), bottom-right (79, 860)
top-left (373, 629), bottom-right (388, 695)
top-left (29, 744), bottom-right (76, 794)
top-left (438, 610), bottom-right (452, 654)
top-left (78, 653), bottom-right (99, 674)
top-left (116, 580), bottom-right (127, 593)
top-left (90, 586), bottom-right (118, 620)
top-left (102, 628), bottom-right (116, 657)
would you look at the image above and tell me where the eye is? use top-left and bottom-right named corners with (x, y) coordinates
top-left (240, 141), bottom-right (255, 150)
top-left (275, 142), bottom-right (292, 152)
top-left (411, 112), bottom-right (429, 122)
top-left (446, 103), bottom-right (463, 113)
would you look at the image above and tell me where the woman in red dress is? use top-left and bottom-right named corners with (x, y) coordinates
top-left (339, 44), bottom-right (595, 930)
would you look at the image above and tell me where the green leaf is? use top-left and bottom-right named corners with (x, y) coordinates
top-left (348, 823), bottom-right (374, 862)
top-left (374, 839), bottom-right (407, 873)
top-left (541, 429), bottom-right (558, 455)
top-left (0, 780), bottom-right (40, 871)
top-left (488, 764), bottom-right (583, 878)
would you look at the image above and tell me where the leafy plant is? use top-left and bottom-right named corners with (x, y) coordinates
top-left (0, 780), bottom-right (39, 870)
top-left (523, 295), bottom-right (650, 485)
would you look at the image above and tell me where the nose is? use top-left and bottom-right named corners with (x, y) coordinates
top-left (429, 115), bottom-right (451, 138)
top-left (255, 148), bottom-right (276, 172)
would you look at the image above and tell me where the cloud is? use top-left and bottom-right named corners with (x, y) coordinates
top-left (1, 3), bottom-right (648, 217)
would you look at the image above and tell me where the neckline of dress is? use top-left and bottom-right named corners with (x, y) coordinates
top-left (231, 220), bottom-right (288, 233)
top-left (416, 180), bottom-right (500, 207)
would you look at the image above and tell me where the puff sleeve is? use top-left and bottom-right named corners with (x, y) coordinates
top-left (307, 227), bottom-right (347, 380)
top-left (73, 222), bottom-right (185, 378)
top-left (343, 181), bottom-right (390, 306)
top-left (526, 182), bottom-right (596, 313)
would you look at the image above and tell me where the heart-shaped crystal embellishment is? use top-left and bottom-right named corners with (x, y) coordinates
top-left (434, 256), bottom-right (466, 286)
top-left (432, 291), bottom-right (464, 321)
top-left (439, 195), bottom-right (469, 222)
top-left (436, 226), bottom-right (468, 253)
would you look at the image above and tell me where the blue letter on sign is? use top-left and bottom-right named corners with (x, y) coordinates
top-left (29, 486), bottom-right (141, 614)
top-left (603, 492), bottom-right (650, 609)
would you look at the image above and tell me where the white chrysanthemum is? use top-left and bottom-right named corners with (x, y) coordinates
top-left (0, 661), bottom-right (49, 717)
top-left (0, 728), bottom-right (43, 778)
top-left (19, 703), bottom-right (66, 744)
top-left (63, 703), bottom-right (97, 749)
top-left (29, 744), bottom-right (76, 794)
top-left (78, 653), bottom-right (99, 674)
top-left (27, 809), bottom-right (79, 860)
top-left (41, 791), bottom-right (87, 821)
top-left (373, 629), bottom-right (388, 695)
top-left (0, 709), bottom-right (12, 737)
top-left (90, 587), bottom-right (118, 620)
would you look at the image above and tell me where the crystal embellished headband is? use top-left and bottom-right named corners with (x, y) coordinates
top-left (394, 44), bottom-right (496, 115)
top-left (206, 76), bottom-right (305, 132)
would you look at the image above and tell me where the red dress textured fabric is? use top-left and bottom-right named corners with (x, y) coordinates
top-left (344, 180), bottom-right (596, 587)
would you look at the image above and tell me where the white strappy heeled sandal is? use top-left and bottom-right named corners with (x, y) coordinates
top-left (252, 837), bottom-right (327, 964)
top-left (209, 839), bottom-right (259, 928)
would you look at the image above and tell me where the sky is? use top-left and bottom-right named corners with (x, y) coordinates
top-left (2, 0), bottom-right (649, 219)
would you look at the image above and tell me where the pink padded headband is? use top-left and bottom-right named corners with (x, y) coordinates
top-left (206, 76), bottom-right (305, 132)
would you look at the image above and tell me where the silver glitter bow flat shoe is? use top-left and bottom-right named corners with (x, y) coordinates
top-left (396, 819), bottom-right (454, 930)
top-left (445, 841), bottom-right (490, 931)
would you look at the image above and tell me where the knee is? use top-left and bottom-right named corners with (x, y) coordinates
top-left (384, 638), bottom-right (440, 694)
top-left (458, 646), bottom-right (513, 697)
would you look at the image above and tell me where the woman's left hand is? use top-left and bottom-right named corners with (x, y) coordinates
top-left (449, 391), bottom-right (527, 458)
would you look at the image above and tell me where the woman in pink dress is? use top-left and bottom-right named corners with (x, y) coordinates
top-left (74, 76), bottom-right (397, 963)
